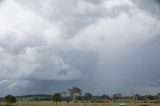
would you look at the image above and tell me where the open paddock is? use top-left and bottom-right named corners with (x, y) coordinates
top-left (0, 101), bottom-right (159, 106)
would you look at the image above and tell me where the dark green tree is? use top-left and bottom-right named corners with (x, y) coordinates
top-left (112, 93), bottom-right (121, 100)
top-left (135, 94), bottom-right (143, 100)
top-left (52, 93), bottom-right (62, 106)
top-left (4, 95), bottom-right (16, 106)
top-left (84, 93), bottom-right (92, 101)
top-left (102, 94), bottom-right (110, 100)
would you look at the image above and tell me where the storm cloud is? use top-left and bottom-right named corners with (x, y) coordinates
top-left (0, 0), bottom-right (160, 96)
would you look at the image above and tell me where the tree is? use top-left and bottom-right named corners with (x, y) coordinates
top-left (52, 93), bottom-right (62, 106)
top-left (157, 93), bottom-right (160, 99)
top-left (84, 93), bottom-right (92, 101)
top-left (145, 95), bottom-right (155, 100)
top-left (4, 95), bottom-right (16, 106)
top-left (102, 94), bottom-right (110, 100)
top-left (135, 94), bottom-right (143, 100)
top-left (33, 97), bottom-right (40, 101)
top-left (112, 93), bottom-right (122, 100)
top-left (68, 86), bottom-right (81, 101)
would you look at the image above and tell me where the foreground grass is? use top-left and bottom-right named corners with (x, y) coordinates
top-left (0, 101), bottom-right (160, 106)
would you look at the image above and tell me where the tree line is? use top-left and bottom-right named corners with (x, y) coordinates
top-left (3, 87), bottom-right (160, 106)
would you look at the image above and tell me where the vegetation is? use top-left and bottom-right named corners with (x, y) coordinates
top-left (0, 87), bottom-right (160, 106)
top-left (52, 93), bottom-right (62, 106)
top-left (84, 93), bottom-right (92, 101)
top-left (52, 93), bottom-right (62, 102)
top-left (68, 86), bottom-right (81, 101)
top-left (0, 101), bottom-right (160, 106)
top-left (112, 93), bottom-right (122, 100)
top-left (4, 95), bottom-right (16, 106)
top-left (102, 94), bottom-right (110, 100)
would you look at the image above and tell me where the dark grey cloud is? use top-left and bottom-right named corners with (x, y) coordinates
top-left (133, 0), bottom-right (160, 18)
top-left (131, 0), bottom-right (160, 48)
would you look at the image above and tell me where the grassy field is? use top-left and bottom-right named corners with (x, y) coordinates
top-left (0, 101), bottom-right (160, 106)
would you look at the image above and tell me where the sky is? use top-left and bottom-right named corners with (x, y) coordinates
top-left (0, 0), bottom-right (160, 97)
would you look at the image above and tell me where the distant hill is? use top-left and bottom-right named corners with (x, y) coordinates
top-left (16, 94), bottom-right (52, 98)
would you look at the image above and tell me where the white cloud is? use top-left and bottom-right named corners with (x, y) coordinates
top-left (0, 0), bottom-right (160, 95)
